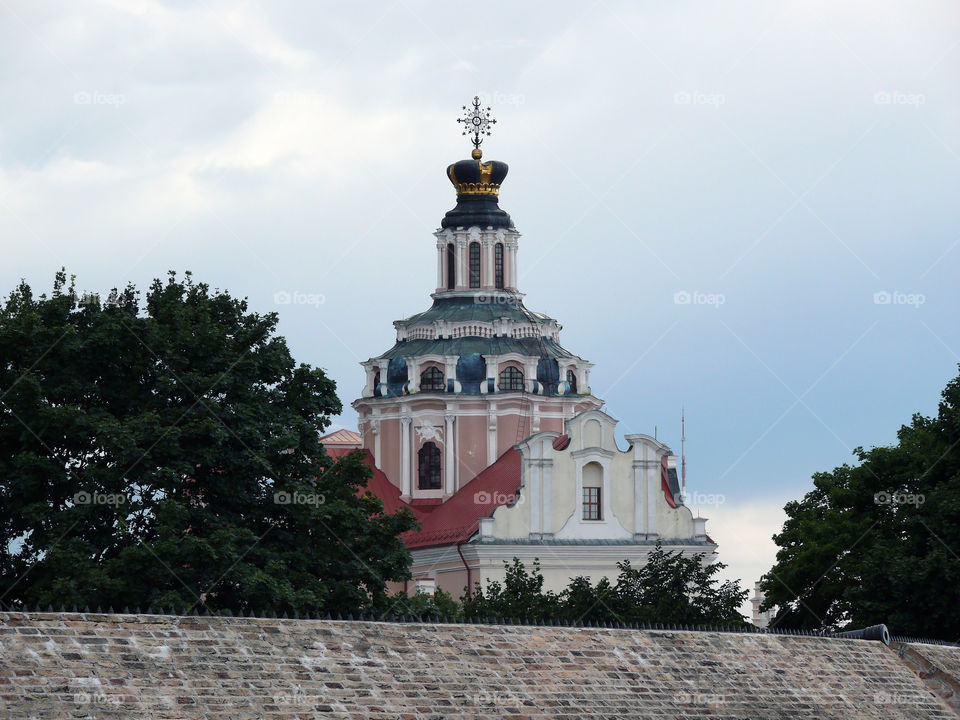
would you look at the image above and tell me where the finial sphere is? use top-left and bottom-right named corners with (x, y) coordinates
top-left (457, 96), bottom-right (496, 151)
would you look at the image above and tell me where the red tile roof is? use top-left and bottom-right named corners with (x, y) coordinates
top-left (358, 451), bottom-right (410, 517)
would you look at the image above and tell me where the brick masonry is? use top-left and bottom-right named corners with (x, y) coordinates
top-left (1, 611), bottom-right (958, 719)
top-left (894, 642), bottom-right (960, 716)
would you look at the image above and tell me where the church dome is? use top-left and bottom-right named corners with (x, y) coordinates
top-left (441, 153), bottom-right (512, 229)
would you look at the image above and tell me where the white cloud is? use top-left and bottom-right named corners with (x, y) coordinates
top-left (703, 499), bottom-right (788, 618)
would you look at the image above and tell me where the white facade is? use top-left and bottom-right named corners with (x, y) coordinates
top-left (409, 409), bottom-right (716, 596)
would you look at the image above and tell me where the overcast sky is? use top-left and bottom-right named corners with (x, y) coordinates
top-left (2, 0), bottom-right (958, 613)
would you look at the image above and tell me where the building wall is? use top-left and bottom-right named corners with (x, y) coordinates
top-left (357, 393), bottom-right (601, 498)
top-left (489, 410), bottom-right (700, 543)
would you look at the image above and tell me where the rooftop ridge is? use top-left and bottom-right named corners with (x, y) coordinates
top-left (4, 609), bottom-right (949, 644)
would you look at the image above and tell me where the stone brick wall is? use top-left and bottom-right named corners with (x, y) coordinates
top-left (895, 642), bottom-right (960, 716)
top-left (1, 611), bottom-right (958, 719)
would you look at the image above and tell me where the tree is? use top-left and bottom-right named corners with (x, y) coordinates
top-left (0, 271), bottom-right (417, 615)
top-left (761, 367), bottom-right (960, 639)
top-left (601, 545), bottom-right (747, 625)
top-left (459, 546), bottom-right (747, 625)
top-left (462, 558), bottom-right (562, 621)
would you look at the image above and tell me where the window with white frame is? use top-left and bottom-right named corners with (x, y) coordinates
top-left (582, 461), bottom-right (603, 520)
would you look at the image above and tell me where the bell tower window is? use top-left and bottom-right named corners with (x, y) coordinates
top-left (495, 243), bottom-right (504, 289)
top-left (420, 366), bottom-right (445, 392)
top-left (498, 366), bottom-right (524, 392)
top-left (446, 243), bottom-right (456, 290)
top-left (418, 442), bottom-right (442, 490)
top-left (373, 371), bottom-right (381, 397)
top-left (469, 242), bottom-right (481, 288)
top-left (566, 369), bottom-right (577, 394)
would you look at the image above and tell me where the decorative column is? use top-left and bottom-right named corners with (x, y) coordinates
top-left (483, 238), bottom-right (494, 290)
top-left (406, 357), bottom-right (420, 393)
top-left (378, 359), bottom-right (389, 391)
top-left (455, 237), bottom-right (466, 289)
top-left (400, 416), bottom-right (412, 498)
top-left (645, 459), bottom-right (659, 539)
top-left (542, 456), bottom-right (553, 537)
top-left (371, 417), bottom-right (381, 467)
top-left (486, 404), bottom-right (497, 466)
top-left (632, 460), bottom-right (648, 538)
top-left (363, 365), bottom-right (376, 398)
top-left (483, 354), bottom-right (499, 392)
top-left (444, 412), bottom-right (456, 494)
top-left (436, 242), bottom-right (444, 290)
top-left (444, 356), bottom-right (459, 393)
top-left (529, 460), bottom-right (541, 536)
top-left (523, 358), bottom-right (539, 394)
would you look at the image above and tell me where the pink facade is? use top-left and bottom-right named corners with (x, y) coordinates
top-left (352, 138), bottom-right (600, 501)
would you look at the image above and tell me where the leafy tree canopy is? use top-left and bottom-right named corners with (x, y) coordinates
top-left (761, 367), bottom-right (960, 640)
top-left (394, 544), bottom-right (747, 626)
top-left (0, 270), bottom-right (417, 616)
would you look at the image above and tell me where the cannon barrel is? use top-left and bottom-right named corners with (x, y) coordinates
top-left (834, 624), bottom-right (890, 645)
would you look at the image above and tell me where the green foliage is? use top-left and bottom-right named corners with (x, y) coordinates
top-left (460, 546), bottom-right (747, 625)
top-left (761, 368), bottom-right (960, 639)
top-left (0, 270), bottom-right (417, 616)
top-left (385, 587), bottom-right (460, 619)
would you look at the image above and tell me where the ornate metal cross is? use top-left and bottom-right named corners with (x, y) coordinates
top-left (457, 96), bottom-right (496, 150)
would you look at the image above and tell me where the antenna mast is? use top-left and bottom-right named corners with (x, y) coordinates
top-left (681, 406), bottom-right (686, 492)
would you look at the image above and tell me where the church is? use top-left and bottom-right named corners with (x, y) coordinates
top-left (326, 98), bottom-right (716, 597)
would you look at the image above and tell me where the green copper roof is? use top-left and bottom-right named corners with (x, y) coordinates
top-left (377, 336), bottom-right (579, 361)
top-left (395, 295), bottom-right (553, 327)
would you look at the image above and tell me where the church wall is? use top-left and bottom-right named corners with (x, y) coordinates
top-left (379, 416), bottom-right (401, 488)
top-left (468, 543), bottom-right (718, 594)
top-left (455, 415), bottom-right (487, 483)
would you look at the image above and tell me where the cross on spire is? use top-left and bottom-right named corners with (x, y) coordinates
top-left (457, 96), bottom-right (496, 156)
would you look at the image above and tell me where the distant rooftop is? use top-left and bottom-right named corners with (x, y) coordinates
top-left (319, 429), bottom-right (362, 448)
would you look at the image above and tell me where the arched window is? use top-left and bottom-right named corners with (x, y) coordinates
top-left (566, 369), bottom-right (578, 394)
top-left (418, 442), bottom-right (442, 490)
top-left (373, 371), bottom-right (381, 397)
top-left (469, 242), bottom-right (481, 288)
top-left (499, 366), bottom-right (524, 392)
top-left (420, 366), bottom-right (445, 392)
top-left (494, 243), bottom-right (504, 289)
top-left (582, 462), bottom-right (603, 520)
top-left (446, 243), bottom-right (456, 290)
